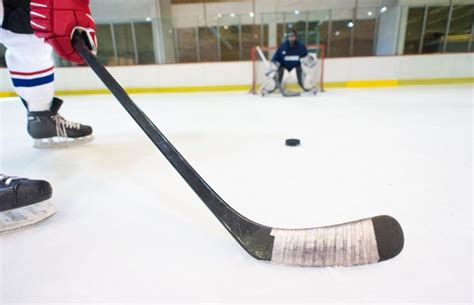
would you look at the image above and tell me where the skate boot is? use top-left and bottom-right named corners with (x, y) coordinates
top-left (0, 174), bottom-right (56, 234)
top-left (301, 87), bottom-right (318, 96)
top-left (23, 97), bottom-right (94, 149)
top-left (260, 87), bottom-right (273, 97)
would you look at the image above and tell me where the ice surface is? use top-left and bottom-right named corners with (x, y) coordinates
top-left (0, 85), bottom-right (472, 303)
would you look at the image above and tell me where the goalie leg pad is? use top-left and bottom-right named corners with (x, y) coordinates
top-left (277, 72), bottom-right (301, 97)
top-left (260, 65), bottom-right (284, 97)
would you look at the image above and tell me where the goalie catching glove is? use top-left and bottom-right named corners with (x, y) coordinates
top-left (30, 0), bottom-right (97, 63)
top-left (300, 53), bottom-right (318, 69)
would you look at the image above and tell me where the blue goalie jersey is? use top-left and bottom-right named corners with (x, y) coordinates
top-left (272, 40), bottom-right (308, 71)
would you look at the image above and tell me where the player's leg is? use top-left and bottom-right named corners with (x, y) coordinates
top-left (296, 66), bottom-right (306, 90)
top-left (276, 66), bottom-right (299, 97)
top-left (275, 66), bottom-right (288, 94)
top-left (277, 66), bottom-right (285, 86)
top-left (0, 31), bottom-right (57, 233)
top-left (1, 28), bottom-right (54, 110)
top-left (296, 65), bottom-right (318, 95)
top-left (1, 29), bottom-right (94, 148)
top-left (0, 174), bottom-right (56, 234)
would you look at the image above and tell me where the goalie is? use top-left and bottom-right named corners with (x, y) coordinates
top-left (261, 30), bottom-right (318, 97)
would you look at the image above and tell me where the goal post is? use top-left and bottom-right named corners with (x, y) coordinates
top-left (250, 44), bottom-right (326, 95)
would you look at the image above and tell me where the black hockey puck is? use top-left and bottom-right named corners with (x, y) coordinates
top-left (285, 139), bottom-right (301, 147)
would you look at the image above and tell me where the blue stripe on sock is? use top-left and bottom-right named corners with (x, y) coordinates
top-left (12, 74), bottom-right (54, 88)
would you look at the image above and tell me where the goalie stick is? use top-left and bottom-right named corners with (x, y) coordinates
top-left (72, 35), bottom-right (404, 267)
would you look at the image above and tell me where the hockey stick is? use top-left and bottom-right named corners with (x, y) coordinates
top-left (73, 36), bottom-right (404, 267)
top-left (255, 47), bottom-right (278, 96)
top-left (256, 46), bottom-right (269, 67)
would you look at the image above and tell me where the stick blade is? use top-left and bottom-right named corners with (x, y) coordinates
top-left (372, 215), bottom-right (404, 262)
top-left (268, 215), bottom-right (404, 267)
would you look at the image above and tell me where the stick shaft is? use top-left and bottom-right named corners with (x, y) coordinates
top-left (72, 37), bottom-right (249, 230)
top-left (256, 46), bottom-right (270, 68)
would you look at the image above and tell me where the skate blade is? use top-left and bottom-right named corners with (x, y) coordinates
top-left (33, 135), bottom-right (94, 149)
top-left (301, 90), bottom-right (318, 96)
top-left (0, 200), bottom-right (57, 234)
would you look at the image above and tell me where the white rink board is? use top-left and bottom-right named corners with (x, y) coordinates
top-left (0, 53), bottom-right (473, 93)
top-left (0, 85), bottom-right (472, 303)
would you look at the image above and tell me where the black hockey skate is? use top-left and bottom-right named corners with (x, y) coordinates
top-left (23, 97), bottom-right (94, 148)
top-left (0, 174), bottom-right (56, 234)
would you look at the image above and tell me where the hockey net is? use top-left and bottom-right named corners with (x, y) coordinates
top-left (250, 44), bottom-right (325, 95)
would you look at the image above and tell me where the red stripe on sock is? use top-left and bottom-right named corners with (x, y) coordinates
top-left (9, 66), bottom-right (54, 76)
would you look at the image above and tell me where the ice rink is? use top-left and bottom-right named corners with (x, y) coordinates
top-left (0, 85), bottom-right (472, 303)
